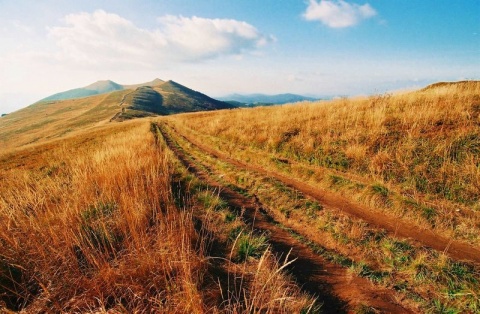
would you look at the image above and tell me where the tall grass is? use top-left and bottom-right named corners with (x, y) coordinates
top-left (0, 121), bottom-right (204, 312)
top-left (164, 122), bottom-right (480, 312)
top-left (168, 81), bottom-right (480, 242)
top-left (0, 121), bottom-right (314, 312)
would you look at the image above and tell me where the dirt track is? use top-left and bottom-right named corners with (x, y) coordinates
top-left (164, 123), bottom-right (480, 265)
top-left (157, 123), bottom-right (414, 313)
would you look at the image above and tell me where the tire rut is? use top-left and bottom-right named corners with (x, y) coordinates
top-left (166, 123), bottom-right (480, 265)
top-left (156, 123), bottom-right (414, 314)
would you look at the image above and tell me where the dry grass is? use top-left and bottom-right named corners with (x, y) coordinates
top-left (3, 80), bottom-right (477, 312)
top-left (0, 90), bottom-right (129, 150)
top-left (162, 119), bottom-right (480, 313)
top-left (167, 81), bottom-right (480, 243)
top-left (0, 120), bottom-right (314, 313)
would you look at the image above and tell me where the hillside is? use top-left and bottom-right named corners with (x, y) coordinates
top-left (40, 80), bottom-right (124, 101)
top-left (0, 90), bottom-right (129, 150)
top-left (113, 80), bottom-right (235, 121)
top-left (0, 119), bottom-right (316, 312)
top-left (163, 80), bottom-right (480, 313)
top-left (170, 80), bottom-right (480, 211)
top-left (122, 78), bottom-right (165, 89)
top-left (40, 78), bottom-right (165, 102)
top-left (0, 79), bottom-right (233, 149)
top-left (1, 80), bottom-right (479, 313)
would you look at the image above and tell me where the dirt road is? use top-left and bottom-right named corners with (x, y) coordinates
top-left (165, 123), bottom-right (480, 265)
top-left (156, 123), bottom-right (414, 313)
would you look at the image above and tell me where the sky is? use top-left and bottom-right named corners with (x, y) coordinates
top-left (0, 0), bottom-right (479, 113)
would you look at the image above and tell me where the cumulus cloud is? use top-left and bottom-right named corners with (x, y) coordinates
top-left (48, 10), bottom-right (272, 69)
top-left (303, 0), bottom-right (377, 28)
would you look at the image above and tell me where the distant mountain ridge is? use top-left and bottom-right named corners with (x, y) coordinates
top-left (40, 79), bottom-right (164, 102)
top-left (218, 93), bottom-right (319, 106)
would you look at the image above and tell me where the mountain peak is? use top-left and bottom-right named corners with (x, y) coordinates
top-left (113, 79), bottom-right (234, 121)
top-left (151, 78), bottom-right (164, 85)
top-left (85, 80), bottom-right (123, 92)
top-left (40, 80), bottom-right (123, 102)
top-left (122, 78), bottom-right (165, 89)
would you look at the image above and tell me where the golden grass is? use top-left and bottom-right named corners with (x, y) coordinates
top-left (0, 90), bottom-right (129, 150)
top-left (166, 81), bottom-right (480, 243)
top-left (162, 119), bottom-right (480, 312)
top-left (3, 79), bottom-right (477, 312)
top-left (0, 120), bottom-right (313, 312)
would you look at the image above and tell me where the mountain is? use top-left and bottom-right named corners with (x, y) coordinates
top-left (122, 78), bottom-right (165, 90)
top-left (0, 79), bottom-right (234, 149)
top-left (40, 80), bottom-right (124, 101)
top-left (218, 93), bottom-right (319, 106)
top-left (40, 79), bottom-right (165, 102)
top-left (112, 80), bottom-right (235, 121)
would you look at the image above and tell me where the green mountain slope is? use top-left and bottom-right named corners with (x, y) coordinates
top-left (113, 80), bottom-right (235, 121)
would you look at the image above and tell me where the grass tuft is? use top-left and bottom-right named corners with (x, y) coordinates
top-left (234, 232), bottom-right (269, 262)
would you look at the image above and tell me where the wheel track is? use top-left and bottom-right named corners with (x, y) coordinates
top-left (155, 123), bottom-right (414, 314)
top-left (165, 123), bottom-right (480, 265)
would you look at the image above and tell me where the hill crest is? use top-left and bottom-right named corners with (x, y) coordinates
top-left (40, 78), bottom-right (166, 102)
top-left (113, 80), bottom-right (234, 121)
top-left (85, 80), bottom-right (123, 93)
top-left (421, 80), bottom-right (480, 92)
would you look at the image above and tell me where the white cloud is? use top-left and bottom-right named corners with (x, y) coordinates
top-left (48, 10), bottom-right (272, 69)
top-left (157, 15), bottom-right (272, 61)
top-left (303, 0), bottom-right (377, 28)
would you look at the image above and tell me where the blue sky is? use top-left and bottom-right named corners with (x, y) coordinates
top-left (0, 0), bottom-right (478, 113)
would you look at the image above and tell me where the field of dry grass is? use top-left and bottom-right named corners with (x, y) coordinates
top-left (164, 81), bottom-right (480, 312)
top-left (0, 120), bottom-right (313, 312)
top-left (1, 80), bottom-right (479, 313)
top-left (168, 81), bottom-right (480, 244)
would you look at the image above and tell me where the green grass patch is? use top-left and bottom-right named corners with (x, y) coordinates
top-left (78, 201), bottom-right (123, 261)
top-left (224, 212), bottom-right (237, 223)
top-left (81, 201), bottom-right (117, 222)
top-left (197, 190), bottom-right (228, 211)
top-left (371, 183), bottom-right (389, 198)
top-left (329, 175), bottom-right (351, 187)
top-left (235, 232), bottom-right (268, 262)
top-left (305, 200), bottom-right (323, 219)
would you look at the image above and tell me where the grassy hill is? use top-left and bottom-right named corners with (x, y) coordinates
top-left (40, 80), bottom-right (125, 101)
top-left (113, 80), bottom-right (235, 120)
top-left (0, 119), bottom-right (316, 312)
top-left (0, 79), bottom-right (234, 149)
top-left (40, 78), bottom-right (166, 102)
top-left (0, 90), bottom-right (129, 150)
top-left (1, 80), bottom-right (479, 313)
top-left (169, 80), bottom-right (480, 212)
top-left (163, 80), bottom-right (480, 312)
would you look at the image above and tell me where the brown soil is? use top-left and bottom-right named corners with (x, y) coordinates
top-left (158, 123), bottom-right (414, 314)
top-left (166, 123), bottom-right (480, 265)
